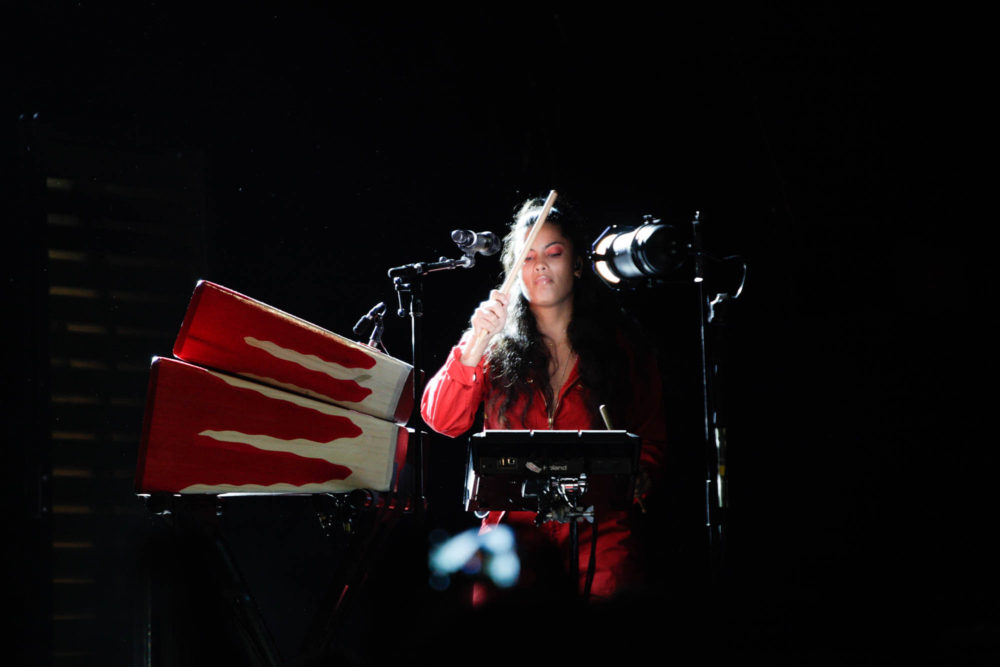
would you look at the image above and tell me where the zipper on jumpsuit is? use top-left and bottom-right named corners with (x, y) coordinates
top-left (541, 376), bottom-right (580, 429)
top-left (539, 376), bottom-right (582, 542)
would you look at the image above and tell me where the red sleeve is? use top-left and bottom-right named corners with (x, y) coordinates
top-left (420, 343), bottom-right (487, 438)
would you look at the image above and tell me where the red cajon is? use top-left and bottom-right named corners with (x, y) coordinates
top-left (173, 281), bottom-right (412, 424)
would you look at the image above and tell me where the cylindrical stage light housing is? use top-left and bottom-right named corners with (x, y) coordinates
top-left (590, 220), bottom-right (686, 288)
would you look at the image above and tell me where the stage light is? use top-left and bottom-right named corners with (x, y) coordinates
top-left (589, 216), bottom-right (687, 288)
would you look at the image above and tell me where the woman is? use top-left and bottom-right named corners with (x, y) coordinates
top-left (420, 196), bottom-right (667, 602)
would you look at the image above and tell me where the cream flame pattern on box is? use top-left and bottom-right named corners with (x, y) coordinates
top-left (136, 357), bottom-right (408, 495)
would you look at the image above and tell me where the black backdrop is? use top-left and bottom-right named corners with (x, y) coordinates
top-left (7, 4), bottom-right (992, 664)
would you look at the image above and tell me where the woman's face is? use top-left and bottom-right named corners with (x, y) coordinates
top-left (517, 223), bottom-right (578, 308)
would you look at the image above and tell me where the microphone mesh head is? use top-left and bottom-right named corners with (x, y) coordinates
top-left (481, 232), bottom-right (500, 256)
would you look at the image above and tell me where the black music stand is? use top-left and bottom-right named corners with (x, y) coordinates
top-left (465, 429), bottom-right (640, 597)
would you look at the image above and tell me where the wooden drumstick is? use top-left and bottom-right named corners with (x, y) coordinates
top-left (473, 189), bottom-right (558, 348)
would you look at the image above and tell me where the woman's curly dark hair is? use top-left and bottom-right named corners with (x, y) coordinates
top-left (484, 196), bottom-right (649, 428)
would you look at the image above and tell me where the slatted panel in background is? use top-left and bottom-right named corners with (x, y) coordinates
top-left (23, 125), bottom-right (209, 665)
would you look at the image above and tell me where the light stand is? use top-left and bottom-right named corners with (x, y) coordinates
top-left (590, 212), bottom-right (746, 577)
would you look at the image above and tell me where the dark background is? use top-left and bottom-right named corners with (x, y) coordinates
top-left (5, 3), bottom-right (992, 665)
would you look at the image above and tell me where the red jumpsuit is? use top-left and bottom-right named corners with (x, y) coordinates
top-left (420, 338), bottom-right (667, 601)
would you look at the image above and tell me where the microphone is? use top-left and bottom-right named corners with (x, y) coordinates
top-left (352, 302), bottom-right (386, 337)
top-left (451, 230), bottom-right (501, 256)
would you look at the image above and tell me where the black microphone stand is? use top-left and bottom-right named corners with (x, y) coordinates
top-left (387, 252), bottom-right (482, 515)
top-left (302, 250), bottom-right (486, 664)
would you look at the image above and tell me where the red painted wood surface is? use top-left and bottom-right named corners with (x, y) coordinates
top-left (136, 357), bottom-right (408, 494)
top-left (173, 281), bottom-right (413, 424)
